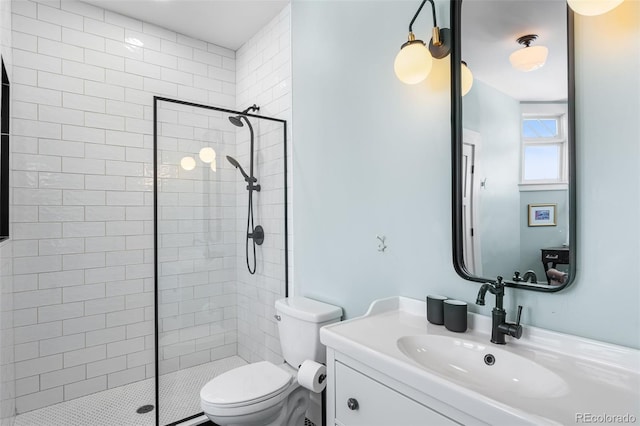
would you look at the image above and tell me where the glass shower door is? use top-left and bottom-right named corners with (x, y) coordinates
top-left (154, 98), bottom-right (287, 425)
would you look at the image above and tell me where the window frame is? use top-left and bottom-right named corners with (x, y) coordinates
top-left (519, 112), bottom-right (569, 191)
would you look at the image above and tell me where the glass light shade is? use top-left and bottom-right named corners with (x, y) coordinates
top-left (394, 42), bottom-right (433, 85)
top-left (180, 156), bottom-right (196, 171)
top-left (461, 63), bottom-right (473, 96)
top-left (567, 0), bottom-right (623, 16)
top-left (199, 147), bottom-right (216, 163)
top-left (210, 161), bottom-right (217, 172)
top-left (509, 45), bottom-right (549, 72)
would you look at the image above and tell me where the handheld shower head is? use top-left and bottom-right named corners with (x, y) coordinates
top-left (226, 155), bottom-right (250, 180)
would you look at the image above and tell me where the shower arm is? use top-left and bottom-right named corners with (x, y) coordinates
top-left (242, 104), bottom-right (260, 114)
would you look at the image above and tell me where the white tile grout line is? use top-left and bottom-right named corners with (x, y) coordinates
top-left (15, 356), bottom-right (247, 426)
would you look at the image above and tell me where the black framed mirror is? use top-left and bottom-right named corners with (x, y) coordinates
top-left (451, 0), bottom-right (576, 291)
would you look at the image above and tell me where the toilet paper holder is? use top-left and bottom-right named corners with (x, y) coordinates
top-left (298, 363), bottom-right (326, 385)
top-left (298, 364), bottom-right (327, 384)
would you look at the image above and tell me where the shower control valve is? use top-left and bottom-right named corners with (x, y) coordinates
top-left (246, 183), bottom-right (261, 192)
top-left (248, 225), bottom-right (265, 245)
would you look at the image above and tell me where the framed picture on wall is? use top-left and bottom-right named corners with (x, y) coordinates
top-left (528, 203), bottom-right (557, 227)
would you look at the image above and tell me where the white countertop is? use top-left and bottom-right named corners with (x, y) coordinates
top-left (320, 296), bottom-right (640, 425)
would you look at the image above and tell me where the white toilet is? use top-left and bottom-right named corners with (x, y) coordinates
top-left (200, 297), bottom-right (342, 426)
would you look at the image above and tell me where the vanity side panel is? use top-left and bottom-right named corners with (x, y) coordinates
top-left (326, 348), bottom-right (337, 425)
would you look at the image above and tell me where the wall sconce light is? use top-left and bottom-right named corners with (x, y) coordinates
top-left (180, 156), bottom-right (196, 171)
top-left (199, 147), bottom-right (216, 163)
top-left (182, 148), bottom-right (218, 172)
top-left (394, 0), bottom-right (451, 84)
top-left (567, 0), bottom-right (623, 16)
top-left (509, 34), bottom-right (548, 72)
top-left (461, 61), bottom-right (473, 96)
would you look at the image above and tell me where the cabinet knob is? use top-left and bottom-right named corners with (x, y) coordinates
top-left (347, 398), bottom-right (359, 410)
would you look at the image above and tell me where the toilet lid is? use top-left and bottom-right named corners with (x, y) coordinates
top-left (201, 361), bottom-right (292, 407)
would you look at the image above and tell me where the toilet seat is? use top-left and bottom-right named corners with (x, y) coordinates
top-left (201, 361), bottom-right (294, 411)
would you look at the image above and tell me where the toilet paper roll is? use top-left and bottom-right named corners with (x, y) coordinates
top-left (297, 360), bottom-right (327, 393)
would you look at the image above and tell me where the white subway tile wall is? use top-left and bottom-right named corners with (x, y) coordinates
top-left (1, 0), bottom-right (14, 422)
top-left (0, 240), bottom-right (15, 425)
top-left (235, 5), bottom-right (292, 365)
top-left (156, 101), bottom-right (241, 377)
top-left (9, 0), bottom-right (238, 414)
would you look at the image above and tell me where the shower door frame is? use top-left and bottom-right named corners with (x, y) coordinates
top-left (153, 96), bottom-right (290, 426)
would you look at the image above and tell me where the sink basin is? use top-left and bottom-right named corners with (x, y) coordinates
top-left (397, 335), bottom-right (568, 399)
top-left (321, 297), bottom-right (640, 425)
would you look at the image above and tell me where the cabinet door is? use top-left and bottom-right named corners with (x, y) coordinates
top-left (335, 362), bottom-right (459, 426)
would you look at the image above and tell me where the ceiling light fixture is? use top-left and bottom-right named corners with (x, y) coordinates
top-left (394, 0), bottom-right (451, 85)
top-left (509, 34), bottom-right (548, 72)
top-left (567, 0), bottom-right (624, 16)
top-left (461, 61), bottom-right (473, 96)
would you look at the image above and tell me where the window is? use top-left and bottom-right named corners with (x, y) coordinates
top-left (520, 114), bottom-right (568, 189)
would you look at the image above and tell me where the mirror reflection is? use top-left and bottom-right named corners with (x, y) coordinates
top-left (455, 0), bottom-right (575, 290)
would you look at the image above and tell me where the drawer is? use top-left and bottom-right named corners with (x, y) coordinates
top-left (335, 362), bottom-right (458, 426)
top-left (541, 249), bottom-right (570, 264)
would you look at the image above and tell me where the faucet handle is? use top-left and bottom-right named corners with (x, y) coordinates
top-left (510, 305), bottom-right (524, 339)
top-left (515, 305), bottom-right (523, 326)
top-left (498, 305), bottom-right (524, 340)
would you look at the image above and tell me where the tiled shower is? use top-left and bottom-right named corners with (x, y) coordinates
top-left (154, 97), bottom-right (287, 423)
top-left (0, 0), bottom-right (292, 424)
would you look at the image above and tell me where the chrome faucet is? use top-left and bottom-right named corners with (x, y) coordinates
top-left (476, 276), bottom-right (523, 345)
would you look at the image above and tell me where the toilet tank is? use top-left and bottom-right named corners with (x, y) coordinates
top-left (275, 297), bottom-right (342, 368)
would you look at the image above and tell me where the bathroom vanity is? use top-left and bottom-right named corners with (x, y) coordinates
top-left (320, 297), bottom-right (640, 426)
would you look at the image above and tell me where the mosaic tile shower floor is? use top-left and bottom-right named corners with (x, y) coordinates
top-left (15, 356), bottom-right (247, 426)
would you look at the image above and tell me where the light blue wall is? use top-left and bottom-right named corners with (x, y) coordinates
top-left (462, 79), bottom-right (521, 279)
top-left (291, 0), bottom-right (640, 348)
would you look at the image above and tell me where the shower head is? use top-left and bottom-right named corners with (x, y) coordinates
top-left (228, 104), bottom-right (260, 127)
top-left (226, 155), bottom-right (250, 180)
top-left (228, 116), bottom-right (244, 127)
